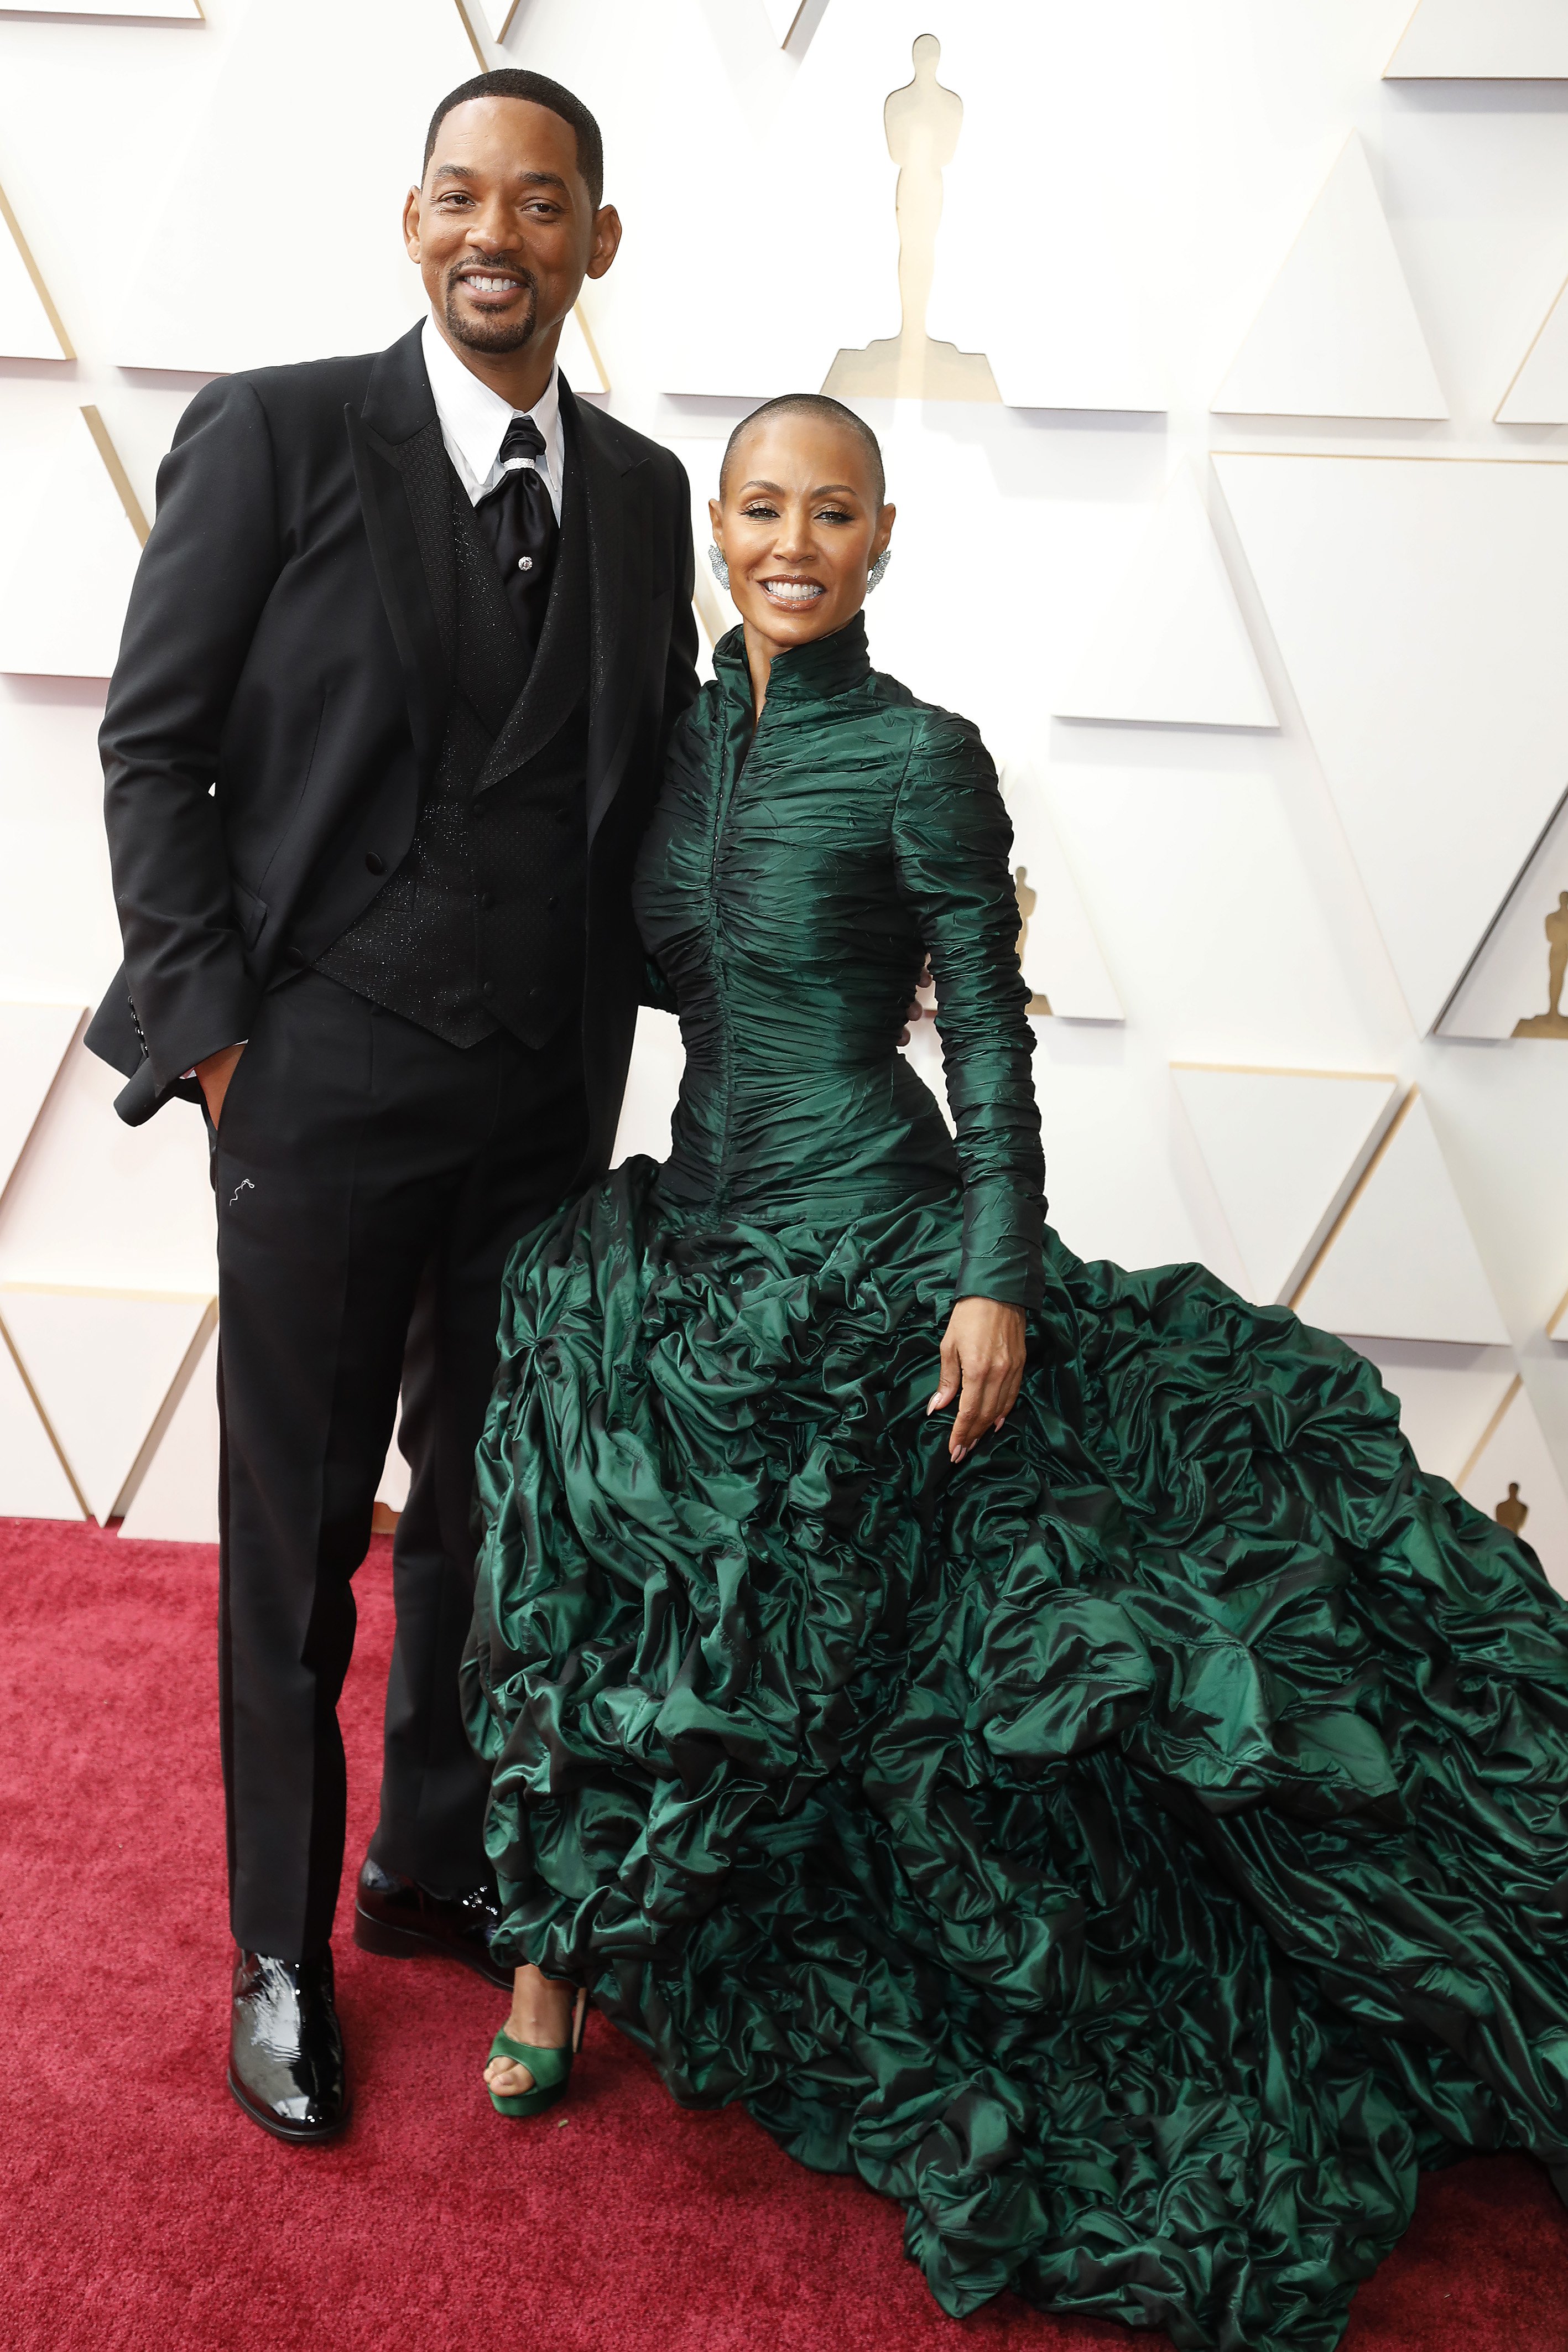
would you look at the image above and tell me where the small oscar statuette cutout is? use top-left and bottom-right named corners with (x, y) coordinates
top-left (1496, 1481), bottom-right (1530, 1537)
top-left (1512, 890), bottom-right (1568, 1038)
top-left (1013, 862), bottom-right (1052, 1017)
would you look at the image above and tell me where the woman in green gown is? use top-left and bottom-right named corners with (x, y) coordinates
top-left (463, 395), bottom-right (1568, 2350)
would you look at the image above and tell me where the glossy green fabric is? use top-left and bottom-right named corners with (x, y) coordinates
top-left (464, 618), bottom-right (1568, 2350)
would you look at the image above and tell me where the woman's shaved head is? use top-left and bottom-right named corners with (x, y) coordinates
top-left (720, 393), bottom-right (885, 507)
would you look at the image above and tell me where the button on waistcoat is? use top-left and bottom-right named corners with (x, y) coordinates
top-left (317, 431), bottom-right (589, 1050)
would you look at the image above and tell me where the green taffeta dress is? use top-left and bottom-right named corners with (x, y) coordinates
top-left (463, 615), bottom-right (1568, 2349)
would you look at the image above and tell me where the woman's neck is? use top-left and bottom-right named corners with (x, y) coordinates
top-left (742, 623), bottom-right (778, 721)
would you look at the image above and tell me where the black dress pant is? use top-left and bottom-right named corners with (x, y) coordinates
top-left (211, 971), bottom-right (586, 1960)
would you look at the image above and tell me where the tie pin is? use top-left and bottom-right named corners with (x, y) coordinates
top-left (518, 556), bottom-right (534, 571)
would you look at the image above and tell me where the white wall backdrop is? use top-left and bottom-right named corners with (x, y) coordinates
top-left (3, 0), bottom-right (1568, 1583)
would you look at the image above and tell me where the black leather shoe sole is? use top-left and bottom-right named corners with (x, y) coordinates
top-left (227, 2065), bottom-right (351, 2144)
top-left (353, 1900), bottom-right (513, 1991)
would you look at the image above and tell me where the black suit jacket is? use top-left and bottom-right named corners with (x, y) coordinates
top-left (87, 321), bottom-right (698, 1175)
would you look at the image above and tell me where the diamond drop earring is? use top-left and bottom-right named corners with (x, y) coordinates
top-left (708, 543), bottom-right (731, 592)
top-left (867, 549), bottom-right (892, 592)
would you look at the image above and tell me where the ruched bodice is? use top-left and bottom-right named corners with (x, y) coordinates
top-left (632, 615), bottom-right (1044, 1305)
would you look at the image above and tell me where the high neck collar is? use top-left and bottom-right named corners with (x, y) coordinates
top-left (715, 611), bottom-right (872, 713)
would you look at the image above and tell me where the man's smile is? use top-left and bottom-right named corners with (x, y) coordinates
top-left (455, 264), bottom-right (528, 302)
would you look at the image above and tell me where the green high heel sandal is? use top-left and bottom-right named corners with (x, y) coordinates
top-left (486, 1986), bottom-right (587, 2120)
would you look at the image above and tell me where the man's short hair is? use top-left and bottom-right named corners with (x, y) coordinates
top-left (720, 394), bottom-right (887, 509)
top-left (423, 69), bottom-right (604, 210)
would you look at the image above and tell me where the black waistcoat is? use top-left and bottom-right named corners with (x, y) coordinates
top-left (318, 422), bottom-right (590, 1052)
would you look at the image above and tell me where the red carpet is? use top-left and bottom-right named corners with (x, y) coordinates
top-left (4, 1518), bottom-right (1567, 2352)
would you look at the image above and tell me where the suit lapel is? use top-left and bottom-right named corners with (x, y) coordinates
top-left (572, 385), bottom-right (649, 845)
top-left (347, 325), bottom-right (453, 777)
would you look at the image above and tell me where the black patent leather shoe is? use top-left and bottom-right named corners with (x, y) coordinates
top-left (352, 1855), bottom-right (513, 1991)
top-left (228, 1948), bottom-right (350, 2143)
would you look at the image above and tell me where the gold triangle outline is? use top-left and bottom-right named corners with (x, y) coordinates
top-left (81, 406), bottom-right (149, 545)
top-left (110, 1297), bottom-right (217, 1522)
top-left (1287, 1084), bottom-right (1416, 1313)
top-left (1169, 1063), bottom-right (1402, 1305)
top-left (0, 1285), bottom-right (217, 1523)
top-left (0, 175), bottom-right (72, 360)
top-left (453, 0), bottom-right (489, 67)
top-left (1456, 1372), bottom-right (1523, 1492)
top-left (0, 1005), bottom-right (86, 1214)
top-left (1382, 0), bottom-right (1426, 77)
top-left (1494, 269), bottom-right (1568, 422)
top-left (0, 3), bottom-right (204, 12)
top-left (1170, 1059), bottom-right (1397, 1085)
top-left (0, 1305), bottom-right (88, 1516)
top-left (571, 301), bottom-right (609, 393)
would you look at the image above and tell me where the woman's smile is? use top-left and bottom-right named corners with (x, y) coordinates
top-left (758, 575), bottom-right (826, 608)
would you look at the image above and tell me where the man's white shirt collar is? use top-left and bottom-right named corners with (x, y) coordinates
top-left (420, 315), bottom-right (564, 518)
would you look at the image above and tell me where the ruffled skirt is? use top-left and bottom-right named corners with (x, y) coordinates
top-left (462, 1158), bottom-right (1568, 2351)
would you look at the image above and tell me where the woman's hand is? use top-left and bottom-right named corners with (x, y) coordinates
top-left (928, 1297), bottom-right (1026, 1463)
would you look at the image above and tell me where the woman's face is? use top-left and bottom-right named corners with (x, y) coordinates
top-left (709, 415), bottom-right (894, 657)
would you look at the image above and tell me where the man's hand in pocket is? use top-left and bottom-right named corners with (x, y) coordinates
top-left (196, 1041), bottom-right (247, 1127)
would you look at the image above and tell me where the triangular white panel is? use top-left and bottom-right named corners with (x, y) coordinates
top-left (613, 1007), bottom-right (686, 1167)
top-left (1055, 467), bottom-right (1277, 730)
top-left (118, 1324), bottom-right (219, 1544)
top-left (759, 0), bottom-right (806, 41)
top-left (1, 1287), bottom-right (215, 1522)
top-left (1293, 1095), bottom-right (1509, 1345)
top-left (1387, 0), bottom-right (1568, 79)
top-left (1440, 788), bottom-right (1568, 1039)
top-left (1004, 774), bottom-right (1124, 1020)
top-left (1458, 1381), bottom-right (1568, 1598)
top-left (1351, 1339), bottom-right (1518, 1485)
top-left (0, 1324), bottom-right (83, 1521)
top-left (1212, 137), bottom-right (1447, 422)
top-left (0, 1005), bottom-right (84, 1202)
top-left (1214, 451), bottom-right (1568, 1036)
top-left (0, 410), bottom-right (142, 678)
top-left (0, 185), bottom-right (69, 361)
top-left (1497, 276), bottom-right (1568, 424)
top-left (113, 0), bottom-right (476, 373)
top-left (1173, 1067), bottom-right (1400, 1307)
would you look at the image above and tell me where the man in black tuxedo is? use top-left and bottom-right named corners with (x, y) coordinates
top-left (87, 69), bottom-right (697, 2140)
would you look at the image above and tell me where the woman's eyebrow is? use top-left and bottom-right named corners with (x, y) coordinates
top-left (736, 480), bottom-right (861, 498)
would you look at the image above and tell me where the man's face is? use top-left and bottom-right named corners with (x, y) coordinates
top-left (403, 97), bottom-right (619, 358)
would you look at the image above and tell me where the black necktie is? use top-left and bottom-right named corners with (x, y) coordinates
top-left (473, 413), bottom-right (559, 656)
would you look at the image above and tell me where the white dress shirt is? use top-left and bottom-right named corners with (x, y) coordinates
top-left (420, 314), bottom-right (565, 520)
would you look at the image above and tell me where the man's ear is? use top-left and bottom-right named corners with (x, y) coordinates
top-left (402, 186), bottom-right (424, 263)
top-left (586, 205), bottom-right (623, 282)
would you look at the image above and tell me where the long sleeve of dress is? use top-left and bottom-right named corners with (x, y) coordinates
top-left (892, 711), bottom-right (1045, 1309)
